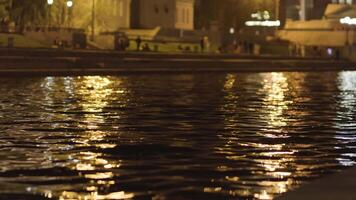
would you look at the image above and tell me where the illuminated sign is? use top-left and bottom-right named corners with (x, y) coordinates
top-left (245, 20), bottom-right (280, 27)
top-left (340, 17), bottom-right (356, 25)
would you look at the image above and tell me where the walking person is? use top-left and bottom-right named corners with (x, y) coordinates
top-left (135, 36), bottom-right (142, 51)
top-left (200, 37), bottom-right (205, 53)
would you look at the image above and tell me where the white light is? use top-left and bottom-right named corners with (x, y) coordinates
top-left (229, 27), bottom-right (235, 34)
top-left (340, 16), bottom-right (356, 25)
top-left (327, 48), bottom-right (333, 56)
top-left (66, 0), bottom-right (73, 7)
top-left (245, 20), bottom-right (281, 27)
top-left (47, 0), bottom-right (54, 5)
top-left (251, 12), bottom-right (262, 20)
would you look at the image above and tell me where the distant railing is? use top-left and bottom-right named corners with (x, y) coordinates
top-left (0, 25), bottom-right (85, 34)
top-left (25, 26), bottom-right (85, 33)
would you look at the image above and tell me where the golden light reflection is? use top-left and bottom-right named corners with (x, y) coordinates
top-left (85, 172), bottom-right (114, 180)
top-left (39, 76), bottom-right (133, 199)
top-left (79, 76), bottom-right (115, 112)
top-left (224, 74), bottom-right (237, 90)
top-left (63, 76), bottom-right (129, 200)
top-left (218, 73), bottom-right (299, 199)
top-left (254, 190), bottom-right (273, 200)
top-left (261, 72), bottom-right (291, 128)
top-left (203, 187), bottom-right (222, 193)
top-left (59, 191), bottom-right (134, 200)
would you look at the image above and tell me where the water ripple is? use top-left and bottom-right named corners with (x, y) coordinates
top-left (0, 72), bottom-right (355, 199)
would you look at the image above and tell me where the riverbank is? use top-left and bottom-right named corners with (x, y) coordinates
top-left (276, 166), bottom-right (356, 200)
top-left (1, 48), bottom-right (356, 76)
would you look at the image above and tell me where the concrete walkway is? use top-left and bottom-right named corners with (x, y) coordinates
top-left (276, 167), bottom-right (356, 200)
top-left (1, 48), bottom-right (356, 76)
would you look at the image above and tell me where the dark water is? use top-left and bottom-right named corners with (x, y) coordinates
top-left (0, 72), bottom-right (356, 200)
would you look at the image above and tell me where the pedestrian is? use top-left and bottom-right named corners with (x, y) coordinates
top-left (120, 38), bottom-right (126, 51)
top-left (200, 37), bottom-right (205, 53)
top-left (335, 48), bottom-right (340, 60)
top-left (135, 36), bottom-right (142, 51)
top-left (115, 37), bottom-right (121, 51)
top-left (142, 43), bottom-right (151, 52)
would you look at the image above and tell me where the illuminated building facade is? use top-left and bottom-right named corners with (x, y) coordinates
top-left (70, 0), bottom-right (132, 33)
top-left (286, 0), bottom-right (355, 21)
top-left (131, 0), bottom-right (195, 30)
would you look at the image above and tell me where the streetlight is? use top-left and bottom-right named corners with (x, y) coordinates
top-left (66, 0), bottom-right (73, 29)
top-left (91, 0), bottom-right (96, 41)
top-left (229, 27), bottom-right (235, 34)
top-left (66, 0), bottom-right (73, 8)
top-left (47, 0), bottom-right (54, 28)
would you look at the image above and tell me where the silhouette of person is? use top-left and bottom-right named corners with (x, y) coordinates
top-left (136, 36), bottom-right (142, 51)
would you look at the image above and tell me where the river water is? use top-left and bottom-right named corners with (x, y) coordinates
top-left (0, 72), bottom-right (355, 200)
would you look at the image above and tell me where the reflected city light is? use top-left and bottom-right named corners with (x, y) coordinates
top-left (217, 73), bottom-right (297, 199)
top-left (79, 76), bottom-right (114, 112)
top-left (59, 190), bottom-right (134, 200)
top-left (261, 72), bottom-right (291, 128)
top-left (38, 76), bottom-right (132, 199)
top-left (335, 72), bottom-right (356, 167)
top-left (4, 72), bottom-right (356, 200)
top-left (224, 74), bottom-right (237, 90)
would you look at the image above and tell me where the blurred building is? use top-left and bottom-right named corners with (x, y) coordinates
top-left (286, 0), bottom-right (355, 21)
top-left (71, 0), bottom-right (131, 33)
top-left (278, 2), bottom-right (356, 59)
top-left (131, 0), bottom-right (195, 30)
top-left (51, 0), bottom-right (195, 33)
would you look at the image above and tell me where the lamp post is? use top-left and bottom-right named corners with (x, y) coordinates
top-left (66, 0), bottom-right (73, 8)
top-left (47, 0), bottom-right (54, 28)
top-left (275, 0), bottom-right (279, 21)
top-left (91, 0), bottom-right (95, 41)
top-left (66, 0), bottom-right (73, 29)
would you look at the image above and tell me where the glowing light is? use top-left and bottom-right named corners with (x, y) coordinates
top-left (60, 191), bottom-right (134, 200)
top-left (204, 187), bottom-right (222, 193)
top-left (340, 16), bottom-right (356, 25)
top-left (254, 190), bottom-right (273, 200)
top-left (229, 27), bottom-right (235, 34)
top-left (47, 0), bottom-right (54, 5)
top-left (245, 20), bottom-right (280, 27)
top-left (224, 74), bottom-right (237, 90)
top-left (85, 172), bottom-right (114, 180)
top-left (262, 72), bottom-right (290, 128)
top-left (66, 0), bottom-right (73, 7)
top-left (327, 48), bottom-right (333, 56)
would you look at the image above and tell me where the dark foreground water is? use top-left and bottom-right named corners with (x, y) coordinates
top-left (0, 72), bottom-right (356, 200)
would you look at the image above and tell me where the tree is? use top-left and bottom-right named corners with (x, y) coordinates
top-left (9, 0), bottom-right (47, 32)
top-left (0, 0), bottom-right (9, 20)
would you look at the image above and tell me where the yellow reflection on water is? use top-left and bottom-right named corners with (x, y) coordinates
top-left (85, 172), bottom-right (114, 180)
top-left (261, 72), bottom-right (291, 128)
top-left (79, 76), bottom-right (115, 112)
top-left (55, 76), bottom-right (131, 200)
top-left (218, 73), bottom-right (298, 199)
top-left (224, 74), bottom-right (237, 90)
top-left (59, 190), bottom-right (134, 200)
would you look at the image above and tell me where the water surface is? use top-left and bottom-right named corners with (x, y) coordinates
top-left (0, 71), bottom-right (356, 199)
